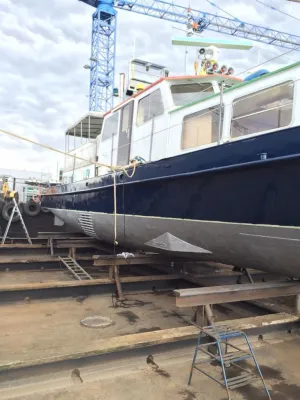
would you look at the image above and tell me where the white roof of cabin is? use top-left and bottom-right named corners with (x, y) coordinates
top-left (65, 111), bottom-right (104, 139)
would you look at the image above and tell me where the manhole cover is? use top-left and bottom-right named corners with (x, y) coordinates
top-left (80, 316), bottom-right (114, 329)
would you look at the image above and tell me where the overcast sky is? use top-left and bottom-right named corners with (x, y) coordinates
top-left (0, 0), bottom-right (299, 178)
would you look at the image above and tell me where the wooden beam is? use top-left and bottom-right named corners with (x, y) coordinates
top-left (0, 239), bottom-right (97, 249)
top-left (0, 274), bottom-right (182, 292)
top-left (175, 281), bottom-right (300, 308)
top-left (0, 255), bottom-right (94, 264)
top-left (37, 232), bottom-right (84, 239)
top-left (55, 241), bottom-right (98, 249)
top-left (0, 244), bottom-right (47, 249)
top-left (93, 254), bottom-right (180, 267)
top-left (0, 312), bottom-right (297, 372)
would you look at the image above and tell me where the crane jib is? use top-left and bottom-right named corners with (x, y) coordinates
top-left (79, 0), bottom-right (300, 113)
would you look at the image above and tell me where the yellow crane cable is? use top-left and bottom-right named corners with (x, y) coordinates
top-left (0, 128), bottom-right (138, 246)
top-left (0, 128), bottom-right (138, 173)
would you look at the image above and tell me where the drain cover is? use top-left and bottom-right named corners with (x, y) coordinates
top-left (80, 316), bottom-right (114, 329)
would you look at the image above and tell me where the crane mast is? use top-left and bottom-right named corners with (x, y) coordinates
top-left (80, 0), bottom-right (300, 112)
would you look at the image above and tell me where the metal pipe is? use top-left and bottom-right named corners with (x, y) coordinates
top-left (149, 117), bottom-right (155, 161)
top-left (217, 81), bottom-right (224, 145)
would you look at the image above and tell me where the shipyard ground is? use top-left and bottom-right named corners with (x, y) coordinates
top-left (1, 294), bottom-right (300, 400)
top-left (1, 233), bottom-right (300, 399)
top-left (11, 337), bottom-right (300, 400)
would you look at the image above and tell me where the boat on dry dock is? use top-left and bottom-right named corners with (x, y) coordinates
top-left (42, 60), bottom-right (300, 278)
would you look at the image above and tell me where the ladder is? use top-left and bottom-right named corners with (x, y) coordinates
top-left (59, 256), bottom-right (93, 280)
top-left (188, 324), bottom-right (271, 400)
top-left (1, 198), bottom-right (32, 245)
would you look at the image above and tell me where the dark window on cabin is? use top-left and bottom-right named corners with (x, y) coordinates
top-left (121, 103), bottom-right (132, 132)
top-left (136, 89), bottom-right (164, 126)
top-left (181, 107), bottom-right (221, 150)
top-left (171, 83), bottom-right (214, 106)
top-left (102, 112), bottom-right (119, 140)
top-left (231, 81), bottom-right (294, 138)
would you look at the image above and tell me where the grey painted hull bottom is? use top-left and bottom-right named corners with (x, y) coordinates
top-left (51, 208), bottom-right (300, 278)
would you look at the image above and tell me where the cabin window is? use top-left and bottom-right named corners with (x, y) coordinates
top-left (121, 103), bottom-right (132, 132)
top-left (137, 89), bottom-right (164, 126)
top-left (231, 81), bottom-right (294, 138)
top-left (181, 107), bottom-right (220, 150)
top-left (171, 83), bottom-right (214, 106)
top-left (83, 169), bottom-right (90, 179)
top-left (102, 112), bottom-right (119, 140)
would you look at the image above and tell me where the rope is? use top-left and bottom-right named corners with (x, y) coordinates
top-left (0, 128), bottom-right (139, 248)
top-left (113, 171), bottom-right (118, 246)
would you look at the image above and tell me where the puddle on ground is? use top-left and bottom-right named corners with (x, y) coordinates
top-left (230, 364), bottom-right (300, 400)
top-left (137, 327), bottom-right (161, 333)
top-left (117, 310), bottom-right (139, 324)
top-left (270, 383), bottom-right (300, 400)
top-left (237, 383), bottom-right (300, 400)
top-left (178, 389), bottom-right (196, 400)
top-left (155, 368), bottom-right (171, 379)
top-left (241, 363), bottom-right (284, 381)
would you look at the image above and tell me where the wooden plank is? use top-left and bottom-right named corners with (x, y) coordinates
top-left (0, 312), bottom-right (297, 372)
top-left (93, 254), bottom-right (180, 266)
top-left (56, 241), bottom-right (98, 249)
top-left (0, 244), bottom-right (47, 249)
top-left (0, 274), bottom-right (182, 292)
top-left (37, 232), bottom-right (83, 238)
top-left (121, 274), bottom-right (181, 283)
top-left (175, 281), bottom-right (300, 307)
top-left (0, 255), bottom-right (94, 264)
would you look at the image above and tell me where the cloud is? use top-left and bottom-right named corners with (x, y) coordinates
top-left (0, 0), bottom-right (299, 179)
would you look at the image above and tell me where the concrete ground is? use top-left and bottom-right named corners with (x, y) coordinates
top-left (1, 269), bottom-right (300, 400)
top-left (0, 293), bottom-right (195, 364)
top-left (0, 289), bottom-right (270, 365)
top-left (8, 337), bottom-right (300, 400)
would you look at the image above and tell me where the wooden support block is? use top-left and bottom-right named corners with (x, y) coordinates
top-left (175, 281), bottom-right (300, 308)
top-left (109, 266), bottom-right (114, 280)
top-left (49, 237), bottom-right (54, 256)
top-left (114, 265), bottom-right (124, 300)
top-left (295, 295), bottom-right (300, 315)
top-left (195, 305), bottom-right (215, 326)
top-left (68, 247), bottom-right (76, 259)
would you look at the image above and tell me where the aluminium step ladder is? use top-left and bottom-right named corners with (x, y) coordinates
top-left (59, 256), bottom-right (93, 280)
top-left (1, 197), bottom-right (32, 245)
top-left (188, 324), bottom-right (271, 400)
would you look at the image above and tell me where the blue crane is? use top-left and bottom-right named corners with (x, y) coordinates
top-left (80, 0), bottom-right (300, 112)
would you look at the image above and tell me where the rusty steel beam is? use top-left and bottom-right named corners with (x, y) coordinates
top-left (174, 281), bottom-right (300, 308)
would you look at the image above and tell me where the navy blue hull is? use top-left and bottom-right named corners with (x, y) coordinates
top-left (43, 126), bottom-right (300, 227)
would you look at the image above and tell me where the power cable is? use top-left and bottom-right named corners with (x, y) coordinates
top-left (256, 0), bottom-right (300, 22)
top-left (205, 0), bottom-right (244, 24)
